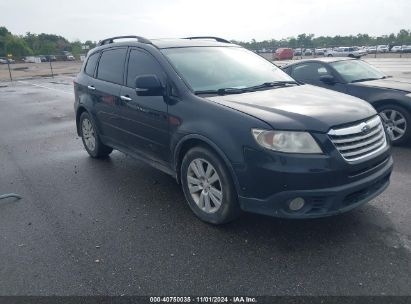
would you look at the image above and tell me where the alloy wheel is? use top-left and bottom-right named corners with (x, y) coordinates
top-left (186, 158), bottom-right (223, 214)
top-left (82, 118), bottom-right (96, 151)
top-left (380, 109), bottom-right (407, 141)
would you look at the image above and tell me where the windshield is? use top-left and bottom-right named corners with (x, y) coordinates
top-left (330, 60), bottom-right (386, 83)
top-left (161, 47), bottom-right (294, 92)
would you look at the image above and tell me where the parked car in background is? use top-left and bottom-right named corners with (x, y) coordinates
top-left (282, 58), bottom-right (411, 144)
top-left (45, 55), bottom-right (57, 61)
top-left (391, 46), bottom-right (402, 53)
top-left (304, 49), bottom-right (313, 56)
top-left (23, 56), bottom-right (41, 63)
top-left (74, 35), bottom-right (392, 224)
top-left (273, 48), bottom-right (293, 60)
top-left (325, 47), bottom-right (367, 58)
top-left (402, 45), bottom-right (411, 53)
top-left (314, 48), bottom-right (325, 55)
top-left (377, 45), bottom-right (389, 53)
top-left (293, 48), bottom-right (302, 56)
top-left (366, 46), bottom-right (376, 54)
top-left (62, 51), bottom-right (76, 61)
top-left (39, 56), bottom-right (47, 62)
top-left (0, 57), bottom-right (15, 64)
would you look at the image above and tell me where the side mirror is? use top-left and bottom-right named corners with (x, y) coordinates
top-left (135, 74), bottom-right (164, 96)
top-left (319, 75), bottom-right (336, 85)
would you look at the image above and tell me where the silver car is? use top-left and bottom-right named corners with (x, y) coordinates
top-left (326, 47), bottom-right (367, 58)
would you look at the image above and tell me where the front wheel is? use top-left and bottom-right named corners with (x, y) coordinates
top-left (180, 146), bottom-right (241, 224)
top-left (378, 105), bottom-right (411, 145)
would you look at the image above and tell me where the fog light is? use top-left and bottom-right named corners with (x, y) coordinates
top-left (289, 197), bottom-right (305, 211)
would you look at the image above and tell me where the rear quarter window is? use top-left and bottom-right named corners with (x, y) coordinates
top-left (84, 52), bottom-right (99, 77)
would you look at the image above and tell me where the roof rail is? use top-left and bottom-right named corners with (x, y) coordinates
top-left (183, 36), bottom-right (231, 44)
top-left (97, 36), bottom-right (152, 46)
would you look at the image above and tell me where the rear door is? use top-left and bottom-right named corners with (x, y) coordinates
top-left (76, 51), bottom-right (100, 111)
top-left (89, 47), bottom-right (127, 143)
top-left (118, 48), bottom-right (170, 163)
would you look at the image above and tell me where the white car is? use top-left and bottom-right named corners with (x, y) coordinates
top-left (325, 47), bottom-right (367, 58)
top-left (366, 46), bottom-right (377, 54)
top-left (314, 48), bottom-right (325, 55)
top-left (377, 45), bottom-right (389, 53)
top-left (391, 46), bottom-right (402, 52)
top-left (23, 56), bottom-right (41, 63)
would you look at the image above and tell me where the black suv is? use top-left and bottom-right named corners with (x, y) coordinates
top-left (74, 36), bottom-right (393, 224)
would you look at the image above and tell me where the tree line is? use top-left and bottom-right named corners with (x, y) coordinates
top-left (233, 30), bottom-right (411, 50)
top-left (0, 26), bottom-right (96, 58)
top-left (1, 25), bottom-right (411, 58)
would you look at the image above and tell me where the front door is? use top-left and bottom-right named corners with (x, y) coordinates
top-left (291, 62), bottom-right (348, 94)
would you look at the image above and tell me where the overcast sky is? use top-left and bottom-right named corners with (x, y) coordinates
top-left (1, 0), bottom-right (410, 42)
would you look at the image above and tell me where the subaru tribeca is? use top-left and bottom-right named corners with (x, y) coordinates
top-left (73, 36), bottom-right (393, 224)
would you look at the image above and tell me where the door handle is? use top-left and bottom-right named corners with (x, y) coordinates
top-left (87, 85), bottom-right (96, 91)
top-left (120, 95), bottom-right (132, 102)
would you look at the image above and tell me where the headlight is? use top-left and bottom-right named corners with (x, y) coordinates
top-left (251, 129), bottom-right (323, 154)
top-left (406, 93), bottom-right (411, 98)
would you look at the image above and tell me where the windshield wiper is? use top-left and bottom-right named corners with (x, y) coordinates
top-left (194, 81), bottom-right (299, 95)
top-left (195, 87), bottom-right (251, 95)
top-left (247, 81), bottom-right (299, 90)
top-left (350, 77), bottom-right (381, 83)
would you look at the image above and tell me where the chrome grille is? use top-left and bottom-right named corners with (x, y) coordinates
top-left (328, 116), bottom-right (387, 162)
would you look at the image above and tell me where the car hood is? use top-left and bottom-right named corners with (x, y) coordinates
top-left (351, 78), bottom-right (411, 93)
top-left (206, 84), bottom-right (376, 133)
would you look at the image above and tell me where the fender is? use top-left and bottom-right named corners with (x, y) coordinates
top-left (75, 94), bottom-right (102, 136)
top-left (173, 133), bottom-right (242, 195)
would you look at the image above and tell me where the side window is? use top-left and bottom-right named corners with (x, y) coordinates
top-left (126, 49), bottom-right (164, 88)
top-left (96, 48), bottom-right (127, 84)
top-left (84, 52), bottom-right (99, 77)
top-left (291, 63), bottom-right (331, 83)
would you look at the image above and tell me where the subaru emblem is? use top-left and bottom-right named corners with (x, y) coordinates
top-left (361, 124), bottom-right (371, 134)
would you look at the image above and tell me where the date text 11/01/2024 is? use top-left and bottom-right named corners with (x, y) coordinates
top-left (149, 296), bottom-right (257, 303)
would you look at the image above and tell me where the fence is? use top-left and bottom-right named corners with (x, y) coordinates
top-left (0, 54), bottom-right (83, 81)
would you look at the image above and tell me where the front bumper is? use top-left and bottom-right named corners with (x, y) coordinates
top-left (237, 151), bottom-right (393, 219)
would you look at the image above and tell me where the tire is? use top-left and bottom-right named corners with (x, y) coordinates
top-left (180, 146), bottom-right (241, 224)
top-left (327, 54), bottom-right (333, 57)
top-left (348, 54), bottom-right (355, 58)
top-left (79, 111), bottom-right (113, 158)
top-left (378, 104), bottom-right (411, 145)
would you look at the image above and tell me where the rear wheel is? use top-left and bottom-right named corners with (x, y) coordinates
top-left (327, 54), bottom-right (333, 57)
top-left (80, 112), bottom-right (113, 158)
top-left (378, 104), bottom-right (411, 145)
top-left (180, 146), bottom-right (241, 224)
